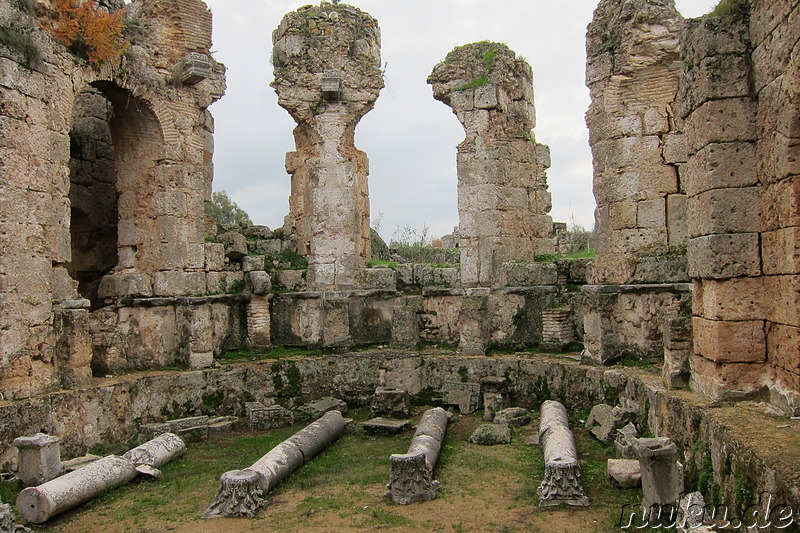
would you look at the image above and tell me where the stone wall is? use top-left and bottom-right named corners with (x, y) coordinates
top-left (586, 0), bottom-right (687, 285)
top-left (0, 353), bottom-right (796, 524)
top-left (271, 2), bottom-right (383, 290)
top-left (0, 0), bottom-right (227, 399)
top-left (586, 0), bottom-right (800, 414)
top-left (682, 0), bottom-right (800, 414)
top-left (428, 42), bottom-right (554, 288)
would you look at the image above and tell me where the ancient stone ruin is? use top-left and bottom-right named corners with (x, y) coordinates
top-left (0, 0), bottom-right (798, 527)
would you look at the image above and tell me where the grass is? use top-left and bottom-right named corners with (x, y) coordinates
top-left (454, 76), bottom-right (489, 91)
top-left (218, 346), bottom-right (323, 364)
top-left (707, 0), bottom-right (750, 18)
top-left (10, 411), bottom-right (653, 532)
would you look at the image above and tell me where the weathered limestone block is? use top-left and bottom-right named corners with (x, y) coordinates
top-left (469, 423), bottom-right (512, 445)
top-left (272, 3), bottom-right (383, 290)
top-left (17, 455), bottom-right (138, 524)
top-left (692, 317), bottom-right (766, 363)
top-left (537, 400), bottom-right (589, 507)
top-left (356, 268), bottom-right (396, 290)
top-left (615, 422), bottom-right (639, 459)
top-left (245, 271), bottom-right (272, 295)
top-left (203, 411), bottom-right (346, 518)
top-left (391, 295), bottom-right (422, 350)
top-left (634, 437), bottom-right (683, 518)
top-left (428, 42), bottom-right (553, 287)
top-left (246, 403), bottom-right (294, 431)
top-left (586, 404), bottom-right (637, 444)
top-left (14, 434), bottom-right (61, 487)
top-left (586, 0), bottom-right (684, 284)
top-left (442, 381), bottom-right (480, 414)
top-left (504, 263), bottom-right (558, 287)
top-left (217, 233), bottom-right (248, 261)
top-left (541, 307), bottom-right (575, 352)
top-left (386, 407), bottom-right (448, 504)
top-left (363, 418), bottom-right (411, 435)
top-left (371, 388), bottom-right (410, 418)
top-left (480, 376), bottom-right (508, 422)
top-left (247, 295), bottom-right (272, 349)
top-left (493, 407), bottom-right (531, 427)
top-left (607, 459), bottom-right (641, 489)
top-left (299, 397), bottom-right (348, 419)
top-left (458, 289), bottom-right (489, 355)
top-left (662, 315), bottom-right (692, 389)
top-left (242, 255), bottom-right (265, 273)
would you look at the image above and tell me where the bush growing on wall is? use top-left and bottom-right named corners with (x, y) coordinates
top-left (45, 0), bottom-right (129, 67)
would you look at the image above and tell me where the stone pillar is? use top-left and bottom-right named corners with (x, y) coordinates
top-left (272, 3), bottom-right (383, 290)
top-left (480, 376), bottom-right (508, 422)
top-left (662, 315), bottom-right (692, 389)
top-left (586, 0), bottom-right (686, 284)
top-left (537, 400), bottom-right (589, 507)
top-left (17, 455), bottom-right (139, 524)
top-left (203, 410), bottom-right (346, 518)
top-left (681, 10), bottom-right (767, 402)
top-left (386, 407), bottom-right (448, 504)
top-left (634, 437), bottom-right (683, 518)
top-left (13, 434), bottom-right (62, 488)
top-left (458, 288), bottom-right (489, 355)
top-left (428, 41), bottom-right (554, 288)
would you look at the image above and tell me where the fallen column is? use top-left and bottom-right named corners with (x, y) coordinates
top-left (203, 410), bottom-right (346, 518)
top-left (16, 433), bottom-right (185, 524)
top-left (17, 455), bottom-right (138, 524)
top-left (386, 407), bottom-right (448, 504)
top-left (537, 400), bottom-right (589, 507)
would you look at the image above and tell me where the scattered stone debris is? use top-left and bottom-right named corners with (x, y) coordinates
top-left (140, 416), bottom-right (238, 443)
top-left (386, 408), bottom-right (449, 504)
top-left (442, 381), bottom-right (481, 414)
top-left (246, 403), bottom-right (294, 430)
top-left (469, 423), bottom-right (512, 445)
top-left (362, 417), bottom-right (411, 435)
top-left (0, 496), bottom-right (31, 533)
top-left (493, 407), bottom-right (531, 427)
top-left (371, 388), bottom-right (411, 418)
top-left (614, 422), bottom-right (639, 459)
top-left (203, 411), bottom-right (346, 518)
top-left (633, 437), bottom-right (683, 518)
top-left (585, 404), bottom-right (637, 444)
top-left (537, 400), bottom-right (589, 507)
top-left (298, 397), bottom-right (348, 420)
top-left (607, 459), bottom-right (641, 489)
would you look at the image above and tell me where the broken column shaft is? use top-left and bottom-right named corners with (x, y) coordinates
top-left (203, 410), bottom-right (346, 518)
top-left (16, 433), bottom-right (185, 524)
top-left (386, 407), bottom-right (448, 504)
top-left (271, 2), bottom-right (383, 290)
top-left (537, 400), bottom-right (589, 507)
top-left (634, 437), bottom-right (683, 517)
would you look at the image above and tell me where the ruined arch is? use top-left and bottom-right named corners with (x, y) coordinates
top-left (66, 80), bottom-right (164, 308)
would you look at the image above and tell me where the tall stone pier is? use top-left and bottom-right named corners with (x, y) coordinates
top-left (428, 42), bottom-right (554, 288)
top-left (585, 0), bottom-right (686, 285)
top-left (272, 2), bottom-right (383, 290)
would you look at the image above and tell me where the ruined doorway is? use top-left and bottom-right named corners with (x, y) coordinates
top-left (66, 81), bottom-right (162, 309)
top-left (67, 87), bottom-right (119, 309)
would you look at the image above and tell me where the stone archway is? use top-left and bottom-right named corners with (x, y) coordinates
top-left (66, 81), bottom-right (163, 309)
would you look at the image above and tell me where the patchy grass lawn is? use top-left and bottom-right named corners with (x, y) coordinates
top-left (4, 409), bottom-right (650, 533)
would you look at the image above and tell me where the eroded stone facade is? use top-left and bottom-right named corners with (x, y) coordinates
top-left (0, 0), bottom-right (230, 398)
top-left (428, 42), bottom-right (554, 288)
top-left (272, 2), bottom-right (383, 290)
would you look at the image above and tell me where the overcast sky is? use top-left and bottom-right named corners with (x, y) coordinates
top-left (202, 0), bottom-right (717, 242)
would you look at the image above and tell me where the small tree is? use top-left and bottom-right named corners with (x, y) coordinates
top-left (204, 190), bottom-right (253, 227)
top-left (46, 0), bottom-right (129, 67)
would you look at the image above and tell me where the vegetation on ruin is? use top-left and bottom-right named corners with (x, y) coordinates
top-left (452, 41), bottom-right (500, 92)
top-left (204, 190), bottom-right (253, 228)
top-left (707, 0), bottom-right (751, 19)
top-left (44, 0), bottom-right (130, 68)
top-left (0, 25), bottom-right (40, 67)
